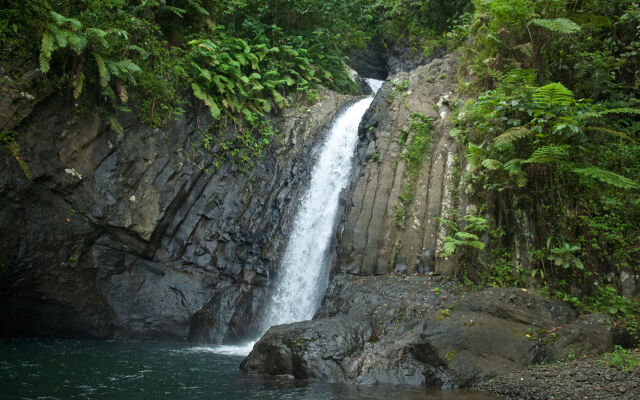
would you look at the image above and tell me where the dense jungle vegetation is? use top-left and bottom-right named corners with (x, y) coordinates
top-left (0, 0), bottom-right (467, 167)
top-left (451, 0), bottom-right (640, 337)
top-left (1, 1), bottom-right (639, 336)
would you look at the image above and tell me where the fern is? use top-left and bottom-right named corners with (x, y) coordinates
top-left (72, 72), bottom-right (84, 99)
top-left (523, 145), bottom-right (569, 164)
top-left (531, 18), bottom-right (581, 34)
top-left (94, 53), bottom-right (109, 88)
top-left (39, 33), bottom-right (55, 73)
top-left (513, 42), bottom-right (534, 58)
top-left (577, 108), bottom-right (640, 121)
top-left (586, 126), bottom-right (637, 143)
top-left (465, 143), bottom-right (485, 169)
top-left (494, 126), bottom-right (530, 145)
top-left (572, 166), bottom-right (639, 189)
top-left (482, 159), bottom-right (503, 170)
top-left (532, 83), bottom-right (575, 108)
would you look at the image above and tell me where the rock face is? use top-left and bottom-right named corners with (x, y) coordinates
top-left (0, 88), bottom-right (353, 341)
top-left (339, 53), bottom-right (464, 276)
top-left (348, 37), bottom-right (447, 79)
top-left (242, 54), bottom-right (615, 388)
top-left (242, 275), bottom-right (614, 388)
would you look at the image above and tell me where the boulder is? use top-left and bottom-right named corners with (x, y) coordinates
top-left (242, 275), bottom-right (613, 388)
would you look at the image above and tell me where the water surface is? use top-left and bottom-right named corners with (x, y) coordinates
top-left (0, 339), bottom-right (499, 400)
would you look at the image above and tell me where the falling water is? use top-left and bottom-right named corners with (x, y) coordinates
top-left (210, 79), bottom-right (384, 356)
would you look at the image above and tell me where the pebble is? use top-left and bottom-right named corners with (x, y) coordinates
top-left (475, 356), bottom-right (640, 400)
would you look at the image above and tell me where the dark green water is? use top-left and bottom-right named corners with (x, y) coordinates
top-left (0, 339), bottom-right (499, 400)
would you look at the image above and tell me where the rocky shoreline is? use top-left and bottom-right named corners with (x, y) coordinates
top-left (242, 274), bottom-right (614, 388)
top-left (476, 353), bottom-right (640, 400)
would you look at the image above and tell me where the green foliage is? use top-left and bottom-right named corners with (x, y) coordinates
top-left (441, 214), bottom-right (488, 258)
top-left (402, 113), bottom-right (434, 178)
top-left (605, 346), bottom-right (640, 371)
top-left (394, 113), bottom-right (433, 229)
top-left (367, 0), bottom-right (473, 54)
top-left (3, 0), bottom-right (371, 171)
top-left (547, 243), bottom-right (584, 271)
top-left (455, 0), bottom-right (640, 314)
top-left (572, 166), bottom-right (639, 189)
top-left (531, 18), bottom-right (581, 35)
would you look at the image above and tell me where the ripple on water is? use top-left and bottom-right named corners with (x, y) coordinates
top-left (0, 339), bottom-right (500, 400)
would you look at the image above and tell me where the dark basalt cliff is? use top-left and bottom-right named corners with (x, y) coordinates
top-left (0, 70), bottom-right (354, 341)
top-left (241, 54), bottom-right (617, 387)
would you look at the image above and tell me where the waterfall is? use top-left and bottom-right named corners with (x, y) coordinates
top-left (210, 79), bottom-right (383, 356)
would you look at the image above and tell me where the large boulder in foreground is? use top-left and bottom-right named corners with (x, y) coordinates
top-left (241, 275), bottom-right (613, 388)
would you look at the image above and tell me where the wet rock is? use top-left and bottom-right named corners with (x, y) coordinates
top-left (338, 53), bottom-right (463, 276)
top-left (242, 275), bottom-right (613, 388)
top-left (0, 87), bottom-right (353, 341)
top-left (347, 37), bottom-right (447, 79)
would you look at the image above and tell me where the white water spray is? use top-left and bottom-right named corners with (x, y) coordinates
top-left (211, 79), bottom-right (384, 356)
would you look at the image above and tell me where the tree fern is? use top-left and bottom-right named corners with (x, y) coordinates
top-left (572, 166), bottom-right (639, 189)
top-left (531, 18), bottom-right (581, 34)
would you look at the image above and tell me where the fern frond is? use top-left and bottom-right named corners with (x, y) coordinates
top-left (94, 53), bottom-right (110, 87)
top-left (164, 6), bottom-right (187, 18)
top-left (586, 126), bottom-right (637, 143)
top-left (465, 144), bottom-right (485, 169)
top-left (577, 108), bottom-right (640, 120)
top-left (531, 18), bottom-right (581, 34)
top-left (572, 166), bottom-right (639, 189)
top-left (119, 59), bottom-right (141, 74)
top-left (68, 34), bottom-right (88, 54)
top-left (533, 83), bottom-right (575, 108)
top-left (187, 0), bottom-right (210, 16)
top-left (39, 32), bottom-right (55, 73)
top-left (72, 72), bottom-right (85, 99)
top-left (192, 83), bottom-right (221, 119)
top-left (106, 115), bottom-right (124, 139)
top-left (47, 24), bottom-right (68, 47)
top-left (271, 89), bottom-right (286, 108)
top-left (50, 11), bottom-right (82, 31)
top-left (126, 45), bottom-right (149, 58)
top-left (523, 145), bottom-right (569, 164)
top-left (455, 231), bottom-right (480, 241)
top-left (87, 28), bottom-right (108, 48)
top-left (504, 158), bottom-right (522, 175)
top-left (482, 159), bottom-right (503, 170)
top-left (494, 126), bottom-right (530, 145)
top-left (512, 42), bottom-right (534, 59)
